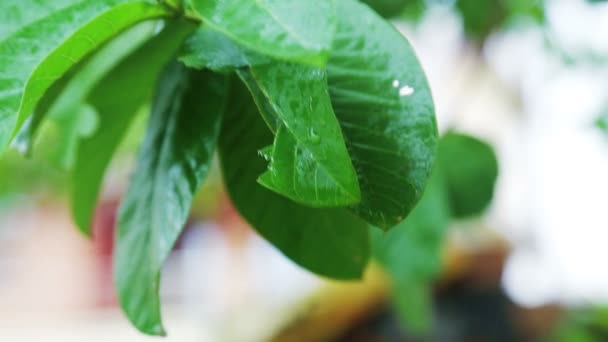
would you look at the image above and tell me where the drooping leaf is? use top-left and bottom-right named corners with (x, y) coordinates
top-left (436, 132), bottom-right (499, 218)
top-left (0, 0), bottom-right (172, 152)
top-left (14, 22), bottom-right (156, 164)
top-left (328, 0), bottom-right (438, 229)
top-left (372, 170), bottom-right (450, 334)
top-left (190, 0), bottom-right (336, 66)
top-left (72, 20), bottom-right (196, 235)
top-left (115, 61), bottom-right (227, 336)
top-left (219, 80), bottom-right (370, 280)
top-left (237, 65), bottom-right (361, 207)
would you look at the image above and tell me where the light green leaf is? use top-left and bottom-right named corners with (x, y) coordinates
top-left (0, 0), bottom-right (172, 152)
top-left (115, 61), bottom-right (227, 336)
top-left (14, 22), bottom-right (156, 163)
top-left (237, 65), bottom-right (360, 207)
top-left (372, 170), bottom-right (449, 334)
top-left (328, 0), bottom-right (437, 229)
top-left (436, 132), bottom-right (499, 218)
top-left (219, 80), bottom-right (370, 279)
top-left (72, 20), bottom-right (196, 235)
top-left (190, 0), bottom-right (336, 66)
top-left (0, 0), bottom-right (79, 41)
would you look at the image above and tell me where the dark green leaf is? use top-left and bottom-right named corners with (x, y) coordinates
top-left (0, 0), bottom-right (172, 152)
top-left (360, 0), bottom-right (409, 18)
top-left (115, 61), bottom-right (227, 336)
top-left (219, 80), bottom-right (370, 280)
top-left (238, 65), bottom-right (361, 207)
top-left (190, 0), bottom-right (336, 66)
top-left (72, 20), bottom-right (196, 235)
top-left (329, 0), bottom-right (438, 229)
top-left (437, 132), bottom-right (498, 218)
top-left (179, 26), bottom-right (270, 72)
top-left (372, 170), bottom-right (450, 333)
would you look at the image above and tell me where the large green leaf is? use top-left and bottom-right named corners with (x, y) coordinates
top-left (115, 61), bottom-right (227, 336)
top-left (237, 65), bottom-right (361, 207)
top-left (0, 0), bottom-right (78, 41)
top-left (190, 0), bottom-right (336, 66)
top-left (0, 0), bottom-right (172, 152)
top-left (436, 132), bottom-right (499, 218)
top-left (328, 0), bottom-right (437, 229)
top-left (219, 80), bottom-right (370, 280)
top-left (72, 20), bottom-right (196, 235)
top-left (372, 170), bottom-right (450, 333)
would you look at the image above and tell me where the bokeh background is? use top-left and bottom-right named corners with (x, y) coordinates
top-left (2, 0), bottom-right (608, 340)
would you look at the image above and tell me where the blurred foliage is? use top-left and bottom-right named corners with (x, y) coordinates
top-left (362, 0), bottom-right (545, 45)
top-left (437, 132), bottom-right (499, 218)
top-left (373, 132), bottom-right (499, 335)
top-left (552, 307), bottom-right (608, 341)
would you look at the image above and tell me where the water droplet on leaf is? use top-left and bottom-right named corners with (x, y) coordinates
top-left (399, 85), bottom-right (414, 97)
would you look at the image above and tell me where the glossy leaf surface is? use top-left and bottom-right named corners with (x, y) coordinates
top-left (239, 65), bottom-right (361, 207)
top-left (328, 0), bottom-right (437, 229)
top-left (179, 26), bottom-right (270, 71)
top-left (219, 81), bottom-right (370, 280)
top-left (72, 21), bottom-right (196, 235)
top-left (115, 61), bottom-right (226, 335)
top-left (0, 0), bottom-right (171, 152)
top-left (190, 0), bottom-right (336, 66)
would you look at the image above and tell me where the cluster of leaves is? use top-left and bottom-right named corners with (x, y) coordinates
top-left (0, 0), bottom-right (498, 336)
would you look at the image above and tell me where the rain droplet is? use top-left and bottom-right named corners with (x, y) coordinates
top-left (399, 85), bottom-right (414, 97)
top-left (309, 128), bottom-right (320, 143)
top-left (392, 79), bottom-right (400, 88)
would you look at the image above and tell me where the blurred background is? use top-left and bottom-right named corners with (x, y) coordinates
top-left (3, 0), bottom-right (608, 340)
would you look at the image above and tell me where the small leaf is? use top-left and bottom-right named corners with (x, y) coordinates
top-left (328, 0), bottom-right (438, 229)
top-left (0, 0), bottom-right (172, 152)
top-left (372, 170), bottom-right (450, 334)
top-left (190, 0), bottom-right (336, 66)
top-left (238, 65), bottom-right (361, 207)
top-left (436, 132), bottom-right (499, 218)
top-left (115, 61), bottom-right (227, 335)
top-left (219, 80), bottom-right (370, 279)
top-left (72, 20), bottom-right (196, 235)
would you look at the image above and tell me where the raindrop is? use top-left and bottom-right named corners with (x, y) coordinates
top-left (399, 85), bottom-right (414, 97)
top-left (392, 79), bottom-right (400, 88)
top-left (309, 128), bottom-right (320, 143)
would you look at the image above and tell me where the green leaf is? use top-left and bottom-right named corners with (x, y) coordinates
top-left (0, 0), bottom-right (172, 152)
top-left (0, 0), bottom-right (79, 41)
top-left (328, 0), bottom-right (438, 229)
top-left (190, 0), bottom-right (336, 66)
top-left (360, 0), bottom-right (410, 18)
top-left (179, 26), bottom-right (270, 72)
top-left (237, 65), bottom-right (361, 207)
top-left (14, 22), bottom-right (156, 164)
top-left (437, 132), bottom-right (499, 218)
top-left (115, 61), bottom-right (227, 336)
top-left (219, 80), bottom-right (370, 280)
top-left (72, 20), bottom-right (196, 235)
top-left (372, 170), bottom-right (450, 334)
